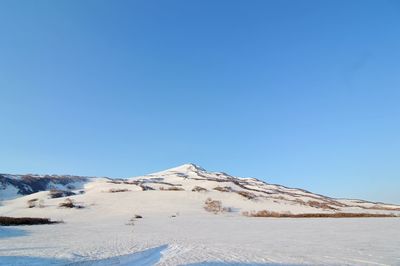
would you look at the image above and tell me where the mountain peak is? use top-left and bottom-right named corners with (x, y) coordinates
top-left (167, 163), bottom-right (206, 173)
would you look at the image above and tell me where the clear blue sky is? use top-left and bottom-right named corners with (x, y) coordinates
top-left (1, 1), bottom-right (399, 203)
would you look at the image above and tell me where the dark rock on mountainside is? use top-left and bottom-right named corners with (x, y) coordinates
top-left (0, 174), bottom-right (89, 199)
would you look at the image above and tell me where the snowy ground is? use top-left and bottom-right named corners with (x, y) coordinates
top-left (1, 215), bottom-right (400, 265)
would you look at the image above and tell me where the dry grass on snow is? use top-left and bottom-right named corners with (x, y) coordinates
top-left (159, 186), bottom-right (184, 191)
top-left (192, 186), bottom-right (208, 192)
top-left (108, 188), bottom-right (130, 193)
top-left (59, 198), bottom-right (84, 209)
top-left (0, 216), bottom-right (60, 226)
top-left (49, 189), bottom-right (75, 199)
top-left (242, 210), bottom-right (398, 218)
top-left (204, 198), bottom-right (232, 214)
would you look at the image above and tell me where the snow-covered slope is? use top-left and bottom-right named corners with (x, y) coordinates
top-left (91, 163), bottom-right (396, 214)
top-left (1, 163), bottom-right (399, 213)
top-left (1, 164), bottom-right (400, 265)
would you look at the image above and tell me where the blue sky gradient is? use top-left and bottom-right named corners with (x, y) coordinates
top-left (1, 0), bottom-right (399, 203)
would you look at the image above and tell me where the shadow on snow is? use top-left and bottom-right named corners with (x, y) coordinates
top-left (0, 227), bottom-right (29, 239)
top-left (184, 263), bottom-right (302, 266)
top-left (0, 256), bottom-right (68, 266)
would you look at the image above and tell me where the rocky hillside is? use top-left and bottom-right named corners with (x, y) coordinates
top-left (0, 173), bottom-right (90, 200)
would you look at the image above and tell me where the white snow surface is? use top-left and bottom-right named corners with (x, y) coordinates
top-left (1, 164), bottom-right (400, 266)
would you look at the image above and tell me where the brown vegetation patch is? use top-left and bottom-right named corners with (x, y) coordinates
top-left (59, 198), bottom-right (84, 209)
top-left (242, 210), bottom-right (398, 218)
top-left (192, 186), bottom-right (208, 192)
top-left (307, 200), bottom-right (338, 210)
top-left (204, 198), bottom-right (232, 214)
top-left (107, 180), bottom-right (123, 184)
top-left (108, 188), bottom-right (130, 193)
top-left (159, 186), bottom-right (184, 191)
top-left (27, 198), bottom-right (38, 208)
top-left (140, 185), bottom-right (155, 191)
top-left (49, 189), bottom-right (76, 199)
top-left (213, 186), bottom-right (233, 192)
top-left (236, 191), bottom-right (257, 200)
top-left (0, 216), bottom-right (60, 226)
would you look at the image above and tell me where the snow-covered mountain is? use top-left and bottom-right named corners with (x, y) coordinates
top-left (1, 163), bottom-right (399, 213)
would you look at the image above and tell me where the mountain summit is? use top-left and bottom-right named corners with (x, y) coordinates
top-left (152, 163), bottom-right (207, 175)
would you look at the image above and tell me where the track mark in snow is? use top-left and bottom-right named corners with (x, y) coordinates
top-left (349, 259), bottom-right (389, 266)
top-left (67, 245), bottom-right (168, 266)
